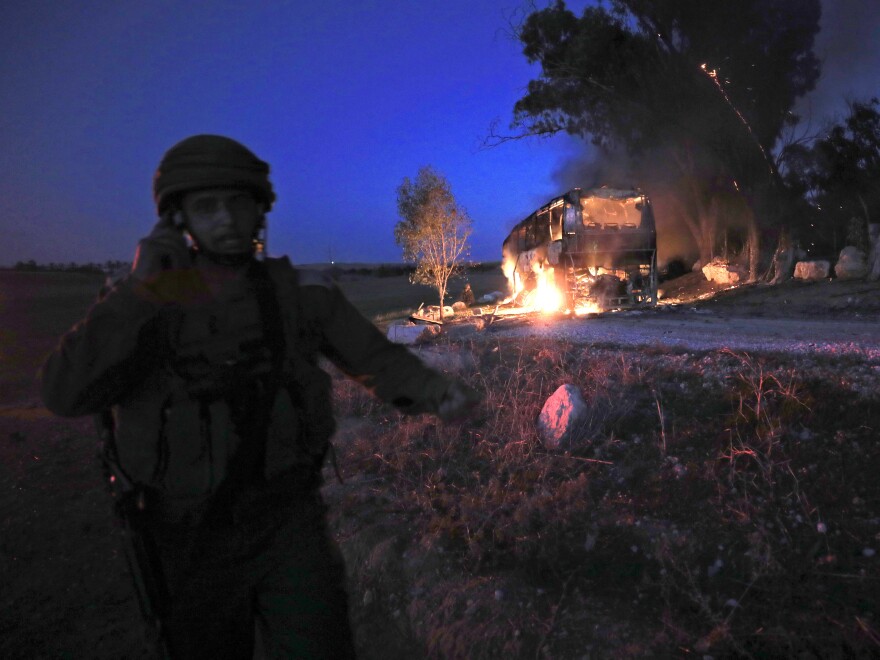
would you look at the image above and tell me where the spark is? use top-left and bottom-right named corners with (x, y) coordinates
top-left (699, 63), bottom-right (773, 176)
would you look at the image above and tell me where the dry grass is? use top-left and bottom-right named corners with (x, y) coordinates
top-left (2, 270), bottom-right (879, 658)
top-left (328, 339), bottom-right (880, 658)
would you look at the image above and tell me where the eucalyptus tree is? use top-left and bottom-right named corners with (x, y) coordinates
top-left (510, 0), bottom-right (821, 278)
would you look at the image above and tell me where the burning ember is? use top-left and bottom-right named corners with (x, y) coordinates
top-left (502, 254), bottom-right (602, 317)
top-left (500, 187), bottom-right (659, 318)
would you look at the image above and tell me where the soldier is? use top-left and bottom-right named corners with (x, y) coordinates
top-left (460, 282), bottom-right (475, 307)
top-left (40, 134), bottom-right (479, 658)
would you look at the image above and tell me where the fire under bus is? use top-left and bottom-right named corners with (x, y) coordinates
top-left (502, 187), bottom-right (658, 314)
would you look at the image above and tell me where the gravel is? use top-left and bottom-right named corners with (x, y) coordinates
top-left (481, 307), bottom-right (880, 358)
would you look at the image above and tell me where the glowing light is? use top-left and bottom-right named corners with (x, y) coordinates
top-left (699, 61), bottom-right (773, 175)
top-left (573, 301), bottom-right (602, 316)
top-left (532, 268), bottom-right (562, 313)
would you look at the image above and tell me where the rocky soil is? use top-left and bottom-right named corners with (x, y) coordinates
top-left (2, 271), bottom-right (879, 658)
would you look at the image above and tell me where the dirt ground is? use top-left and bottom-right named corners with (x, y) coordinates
top-left (659, 270), bottom-right (880, 319)
top-left (1, 270), bottom-right (879, 658)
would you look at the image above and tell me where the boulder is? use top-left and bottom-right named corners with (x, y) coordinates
top-left (793, 260), bottom-right (830, 281)
top-left (701, 259), bottom-right (746, 285)
top-left (386, 323), bottom-right (439, 345)
top-left (537, 384), bottom-right (590, 450)
top-left (452, 301), bottom-right (468, 312)
top-left (834, 246), bottom-right (868, 280)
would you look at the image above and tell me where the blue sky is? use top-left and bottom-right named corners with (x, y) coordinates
top-left (1, 1), bottom-right (877, 266)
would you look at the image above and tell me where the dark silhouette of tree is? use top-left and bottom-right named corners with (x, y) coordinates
top-left (807, 98), bottom-right (880, 254)
top-left (395, 167), bottom-right (472, 318)
top-left (508, 0), bottom-right (821, 279)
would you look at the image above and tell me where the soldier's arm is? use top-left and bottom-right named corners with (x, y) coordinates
top-left (298, 272), bottom-right (453, 416)
top-left (39, 278), bottom-right (167, 417)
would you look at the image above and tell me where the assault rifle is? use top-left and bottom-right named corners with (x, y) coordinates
top-left (94, 410), bottom-right (171, 643)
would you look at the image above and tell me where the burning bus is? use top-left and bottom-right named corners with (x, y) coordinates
top-left (502, 187), bottom-right (658, 314)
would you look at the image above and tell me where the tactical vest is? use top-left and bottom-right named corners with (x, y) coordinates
top-left (111, 258), bottom-right (335, 500)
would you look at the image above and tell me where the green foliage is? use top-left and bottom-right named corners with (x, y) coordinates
top-left (395, 166), bottom-right (472, 314)
top-left (515, 0), bottom-right (820, 154)
top-left (780, 98), bottom-right (880, 255)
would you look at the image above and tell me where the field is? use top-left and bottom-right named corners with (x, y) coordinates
top-left (2, 269), bottom-right (879, 658)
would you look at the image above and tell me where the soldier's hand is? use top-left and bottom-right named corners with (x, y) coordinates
top-left (132, 220), bottom-right (190, 282)
top-left (438, 380), bottom-right (481, 423)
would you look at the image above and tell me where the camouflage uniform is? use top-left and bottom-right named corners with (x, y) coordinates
top-left (40, 254), bottom-right (454, 657)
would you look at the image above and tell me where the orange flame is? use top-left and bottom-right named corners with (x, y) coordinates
top-left (531, 268), bottom-right (562, 313)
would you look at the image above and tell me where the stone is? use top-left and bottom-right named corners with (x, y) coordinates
top-left (537, 384), bottom-right (590, 450)
top-left (793, 260), bottom-right (830, 281)
top-left (701, 259), bottom-right (746, 285)
top-left (452, 301), bottom-right (467, 312)
top-left (834, 245), bottom-right (868, 280)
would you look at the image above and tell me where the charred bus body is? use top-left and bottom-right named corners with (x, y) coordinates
top-left (502, 188), bottom-right (658, 310)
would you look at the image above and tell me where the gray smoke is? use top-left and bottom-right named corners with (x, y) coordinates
top-left (549, 0), bottom-right (880, 266)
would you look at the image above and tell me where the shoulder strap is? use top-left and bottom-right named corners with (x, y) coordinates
top-left (217, 260), bottom-right (286, 490)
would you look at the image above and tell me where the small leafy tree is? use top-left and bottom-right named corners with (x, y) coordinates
top-left (395, 166), bottom-right (472, 318)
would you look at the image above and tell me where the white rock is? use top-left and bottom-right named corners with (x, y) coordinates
top-left (536, 384), bottom-right (590, 450)
top-left (793, 260), bottom-right (830, 281)
top-left (835, 246), bottom-right (868, 280)
top-left (701, 259), bottom-right (746, 284)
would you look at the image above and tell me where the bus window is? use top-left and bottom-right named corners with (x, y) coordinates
top-left (564, 204), bottom-right (580, 233)
top-left (550, 206), bottom-right (563, 241)
top-left (531, 211), bottom-right (550, 248)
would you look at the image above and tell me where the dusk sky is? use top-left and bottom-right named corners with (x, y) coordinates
top-left (1, 1), bottom-right (878, 267)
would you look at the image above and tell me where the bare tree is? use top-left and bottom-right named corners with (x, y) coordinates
top-left (395, 166), bottom-right (472, 319)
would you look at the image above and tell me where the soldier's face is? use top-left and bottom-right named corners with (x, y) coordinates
top-left (181, 188), bottom-right (262, 255)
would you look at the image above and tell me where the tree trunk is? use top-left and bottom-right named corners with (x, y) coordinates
top-left (768, 228), bottom-right (794, 284)
top-left (747, 215), bottom-right (760, 283)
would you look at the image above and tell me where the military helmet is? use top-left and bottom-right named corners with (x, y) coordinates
top-left (153, 134), bottom-right (276, 214)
